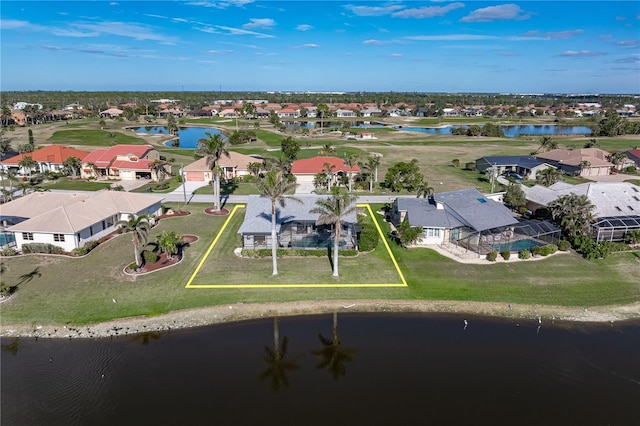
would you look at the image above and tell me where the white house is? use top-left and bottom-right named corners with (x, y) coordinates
top-left (2, 191), bottom-right (163, 252)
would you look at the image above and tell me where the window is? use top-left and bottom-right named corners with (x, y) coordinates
top-left (424, 228), bottom-right (441, 238)
top-left (254, 235), bottom-right (266, 245)
top-left (22, 232), bottom-right (34, 241)
top-left (89, 226), bottom-right (93, 236)
top-left (102, 220), bottom-right (106, 230)
top-left (53, 234), bottom-right (65, 242)
top-left (106, 216), bottom-right (115, 227)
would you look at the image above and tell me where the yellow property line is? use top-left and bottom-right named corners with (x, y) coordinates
top-left (186, 203), bottom-right (407, 289)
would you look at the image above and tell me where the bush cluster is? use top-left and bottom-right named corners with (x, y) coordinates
top-left (22, 243), bottom-right (66, 255)
top-left (518, 249), bottom-right (531, 259)
top-left (500, 250), bottom-right (511, 260)
top-left (71, 240), bottom-right (100, 257)
top-left (143, 250), bottom-right (159, 264)
top-left (558, 240), bottom-right (571, 251)
top-left (573, 235), bottom-right (629, 259)
top-left (241, 248), bottom-right (358, 258)
top-left (1, 248), bottom-right (17, 256)
top-left (357, 216), bottom-right (379, 252)
top-left (486, 250), bottom-right (498, 261)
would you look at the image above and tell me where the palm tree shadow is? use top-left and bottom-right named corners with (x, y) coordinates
top-left (6, 267), bottom-right (42, 295)
top-left (326, 245), bottom-right (334, 270)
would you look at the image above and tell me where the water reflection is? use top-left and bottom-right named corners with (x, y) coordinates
top-left (313, 311), bottom-right (356, 380)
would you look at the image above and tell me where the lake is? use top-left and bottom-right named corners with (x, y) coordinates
top-left (400, 124), bottom-right (593, 137)
top-left (131, 126), bottom-right (225, 149)
top-left (2, 313), bottom-right (639, 425)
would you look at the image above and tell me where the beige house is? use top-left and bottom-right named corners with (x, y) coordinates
top-left (2, 191), bottom-right (163, 252)
top-left (535, 148), bottom-right (634, 177)
top-left (182, 151), bottom-right (261, 182)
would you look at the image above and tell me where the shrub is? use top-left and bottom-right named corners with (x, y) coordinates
top-left (142, 250), bottom-right (159, 264)
top-left (240, 248), bottom-right (358, 258)
top-left (486, 250), bottom-right (498, 261)
top-left (519, 249), bottom-right (531, 259)
top-left (540, 244), bottom-right (558, 256)
top-left (500, 250), bottom-right (511, 260)
top-left (558, 240), bottom-right (571, 251)
top-left (357, 215), bottom-right (379, 252)
top-left (532, 246), bottom-right (543, 256)
top-left (1, 248), bottom-right (17, 256)
top-left (72, 247), bottom-right (88, 256)
top-left (21, 243), bottom-right (66, 255)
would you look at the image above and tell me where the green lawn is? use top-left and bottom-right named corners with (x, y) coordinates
top-left (48, 129), bottom-right (145, 146)
top-left (1, 202), bottom-right (639, 327)
top-left (41, 177), bottom-right (112, 191)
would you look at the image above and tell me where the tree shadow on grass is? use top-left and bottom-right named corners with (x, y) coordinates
top-left (1, 267), bottom-right (42, 296)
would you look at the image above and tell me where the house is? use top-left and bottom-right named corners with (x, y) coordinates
top-left (522, 181), bottom-right (640, 242)
top-left (0, 145), bottom-right (90, 175)
top-left (100, 108), bottom-right (123, 118)
top-left (475, 155), bottom-right (556, 181)
top-left (535, 148), bottom-right (634, 177)
top-left (360, 107), bottom-right (382, 117)
top-left (335, 109), bottom-right (357, 118)
top-left (277, 108), bottom-right (300, 119)
top-left (1, 191), bottom-right (163, 252)
top-left (625, 149), bottom-right (640, 167)
top-left (391, 189), bottom-right (558, 255)
top-left (291, 156), bottom-right (360, 188)
top-left (237, 195), bottom-right (358, 250)
top-left (80, 145), bottom-right (160, 180)
top-left (182, 151), bottom-right (261, 182)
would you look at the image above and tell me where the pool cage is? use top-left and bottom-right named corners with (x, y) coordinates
top-left (448, 219), bottom-right (560, 256)
top-left (591, 215), bottom-right (640, 243)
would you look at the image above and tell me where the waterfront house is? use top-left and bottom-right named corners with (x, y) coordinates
top-left (0, 145), bottom-right (90, 175)
top-left (80, 145), bottom-right (160, 180)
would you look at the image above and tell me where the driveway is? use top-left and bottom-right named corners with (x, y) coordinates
top-left (584, 173), bottom-right (636, 183)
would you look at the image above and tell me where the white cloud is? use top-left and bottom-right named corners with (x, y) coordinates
top-left (406, 34), bottom-right (498, 41)
top-left (616, 40), bottom-right (639, 47)
top-left (392, 3), bottom-right (464, 19)
top-left (215, 25), bottom-right (275, 38)
top-left (0, 19), bottom-right (31, 29)
top-left (186, 0), bottom-right (254, 9)
top-left (460, 4), bottom-right (530, 23)
top-left (519, 29), bottom-right (584, 40)
top-left (72, 21), bottom-right (177, 42)
top-left (243, 18), bottom-right (276, 30)
top-left (363, 39), bottom-right (384, 45)
top-left (343, 4), bottom-right (405, 17)
top-left (296, 24), bottom-right (313, 31)
top-left (391, 53), bottom-right (402, 57)
top-left (208, 49), bottom-right (234, 54)
top-left (556, 50), bottom-right (608, 58)
top-left (294, 43), bottom-right (319, 49)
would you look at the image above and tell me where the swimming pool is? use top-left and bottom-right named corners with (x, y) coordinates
top-left (492, 238), bottom-right (544, 252)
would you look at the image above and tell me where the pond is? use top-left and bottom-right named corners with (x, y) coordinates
top-left (131, 126), bottom-right (225, 149)
top-left (2, 313), bottom-right (639, 425)
top-left (400, 124), bottom-right (593, 137)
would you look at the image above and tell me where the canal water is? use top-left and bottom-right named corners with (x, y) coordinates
top-left (2, 313), bottom-right (639, 425)
top-left (400, 124), bottom-right (593, 137)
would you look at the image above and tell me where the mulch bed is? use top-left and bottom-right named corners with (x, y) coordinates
top-left (124, 234), bottom-right (198, 275)
top-left (158, 211), bottom-right (191, 219)
top-left (204, 207), bottom-right (230, 216)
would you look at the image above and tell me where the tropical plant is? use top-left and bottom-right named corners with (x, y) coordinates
top-left (312, 312), bottom-right (356, 380)
top-left (322, 161), bottom-right (336, 191)
top-left (343, 154), bottom-right (358, 192)
top-left (549, 193), bottom-right (595, 240)
top-left (254, 170), bottom-right (300, 275)
top-left (195, 132), bottom-right (229, 211)
top-left (451, 158), bottom-right (460, 168)
top-left (148, 159), bottom-right (169, 182)
top-left (359, 154), bottom-right (381, 192)
top-left (247, 161), bottom-right (263, 177)
top-left (309, 189), bottom-right (357, 277)
top-left (316, 103), bottom-right (330, 133)
top-left (415, 181), bottom-right (434, 198)
top-left (536, 136), bottom-right (557, 153)
top-left (156, 230), bottom-right (183, 260)
top-left (318, 143), bottom-right (335, 156)
top-left (18, 156), bottom-right (37, 175)
top-left (384, 159), bottom-right (424, 192)
top-left (536, 167), bottom-right (563, 187)
top-left (62, 156), bottom-right (82, 178)
top-left (394, 219), bottom-right (423, 247)
top-left (85, 162), bottom-right (99, 178)
top-left (584, 138), bottom-right (600, 148)
top-left (281, 136), bottom-right (300, 162)
top-left (259, 317), bottom-right (300, 391)
top-left (117, 214), bottom-right (150, 267)
top-left (503, 183), bottom-right (527, 211)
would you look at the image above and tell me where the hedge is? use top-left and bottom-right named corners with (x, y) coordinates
top-left (241, 248), bottom-right (358, 258)
top-left (21, 243), bottom-right (66, 255)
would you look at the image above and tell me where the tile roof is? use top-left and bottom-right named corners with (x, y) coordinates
top-left (238, 194), bottom-right (357, 234)
top-left (81, 145), bottom-right (155, 168)
top-left (183, 151), bottom-right (260, 172)
top-left (291, 156), bottom-right (360, 175)
top-left (5, 191), bottom-right (164, 233)
top-left (535, 148), bottom-right (612, 167)
top-left (1, 145), bottom-right (89, 165)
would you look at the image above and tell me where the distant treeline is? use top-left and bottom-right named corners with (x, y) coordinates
top-left (1, 91), bottom-right (638, 111)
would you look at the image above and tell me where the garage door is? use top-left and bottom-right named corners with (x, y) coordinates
top-left (186, 172), bottom-right (205, 181)
top-left (295, 174), bottom-right (315, 185)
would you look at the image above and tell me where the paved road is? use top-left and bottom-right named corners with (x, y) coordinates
top-left (162, 192), bottom-right (398, 205)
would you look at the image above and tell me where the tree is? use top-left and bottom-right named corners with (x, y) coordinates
top-left (281, 136), bottom-right (300, 162)
top-left (85, 162), bottom-right (99, 179)
top-left (312, 312), bottom-right (356, 380)
top-left (156, 230), bottom-right (183, 260)
top-left (18, 156), bottom-right (37, 175)
top-left (549, 193), bottom-right (595, 240)
top-left (503, 183), bottom-right (527, 211)
top-left (596, 110), bottom-right (625, 137)
top-left (259, 317), bottom-right (300, 391)
top-left (247, 161), bottom-right (263, 177)
top-left (255, 170), bottom-right (300, 275)
top-left (149, 159), bottom-right (169, 182)
top-left (584, 138), bottom-right (600, 148)
top-left (309, 189), bottom-right (357, 277)
top-left (451, 158), bottom-right (460, 168)
top-left (316, 103), bottom-right (330, 133)
top-left (62, 156), bottom-right (81, 178)
top-left (98, 119), bottom-right (106, 129)
top-left (195, 132), bottom-right (229, 211)
top-left (166, 114), bottom-right (178, 135)
top-left (117, 214), bottom-right (150, 267)
top-left (27, 129), bottom-right (35, 146)
top-left (394, 219), bottom-right (423, 247)
top-left (536, 136), bottom-right (557, 153)
top-left (359, 154), bottom-right (381, 192)
top-left (384, 159), bottom-right (424, 192)
top-left (415, 181), bottom-right (434, 198)
top-left (318, 144), bottom-right (335, 156)
top-left (322, 161), bottom-right (335, 191)
top-left (536, 167), bottom-right (563, 187)
top-left (606, 152), bottom-right (627, 171)
top-left (343, 154), bottom-right (358, 192)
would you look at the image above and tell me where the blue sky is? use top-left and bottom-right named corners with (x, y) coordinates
top-left (1, 1), bottom-right (639, 93)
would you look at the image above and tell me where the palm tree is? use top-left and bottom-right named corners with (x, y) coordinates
top-left (85, 162), bottom-right (100, 179)
top-left (117, 214), bottom-right (150, 267)
top-left (4, 169), bottom-right (17, 200)
top-left (148, 159), bottom-right (169, 182)
top-left (247, 161), bottom-right (263, 177)
top-left (549, 194), bottom-right (595, 240)
top-left (18, 156), bottom-right (37, 175)
top-left (359, 155), bottom-right (381, 193)
top-left (254, 170), bottom-right (300, 276)
top-left (156, 230), bottom-right (183, 260)
top-left (343, 154), bottom-right (358, 192)
top-left (312, 311), bottom-right (356, 380)
top-left (259, 317), bottom-right (300, 391)
top-left (584, 138), bottom-right (600, 148)
top-left (195, 132), bottom-right (229, 211)
top-left (416, 181), bottom-right (434, 198)
top-left (579, 160), bottom-right (591, 176)
top-left (536, 167), bottom-right (563, 187)
top-left (316, 103), bottom-right (330, 133)
top-left (310, 189), bottom-right (357, 277)
top-left (322, 162), bottom-right (335, 191)
top-left (536, 136), bottom-right (557, 153)
top-left (62, 156), bottom-right (81, 178)
top-left (318, 144), bottom-right (335, 156)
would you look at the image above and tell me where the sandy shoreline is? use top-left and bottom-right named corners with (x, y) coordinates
top-left (2, 299), bottom-right (640, 339)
